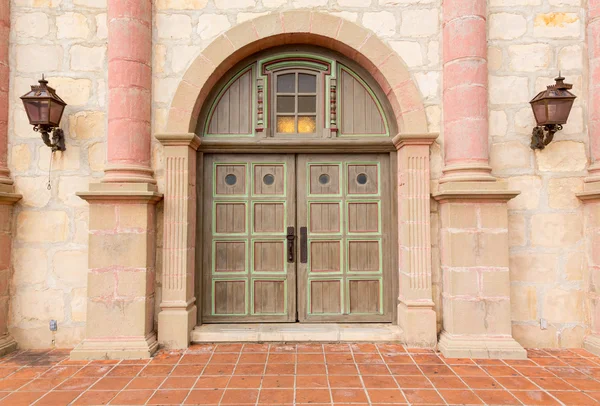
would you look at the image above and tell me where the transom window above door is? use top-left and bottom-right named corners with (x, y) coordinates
top-left (199, 48), bottom-right (394, 139)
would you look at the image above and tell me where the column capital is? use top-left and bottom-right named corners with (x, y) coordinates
top-left (392, 133), bottom-right (438, 150)
top-left (433, 181), bottom-right (519, 202)
top-left (156, 133), bottom-right (201, 150)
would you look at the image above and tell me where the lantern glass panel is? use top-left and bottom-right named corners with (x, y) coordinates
top-left (552, 99), bottom-right (574, 124)
top-left (24, 100), bottom-right (50, 123)
top-left (532, 102), bottom-right (548, 125)
top-left (49, 101), bottom-right (65, 127)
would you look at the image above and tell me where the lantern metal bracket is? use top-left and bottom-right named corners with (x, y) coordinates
top-left (34, 125), bottom-right (66, 152)
top-left (530, 124), bottom-right (562, 150)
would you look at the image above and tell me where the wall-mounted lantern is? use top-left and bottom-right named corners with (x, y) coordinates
top-left (529, 74), bottom-right (577, 150)
top-left (20, 75), bottom-right (67, 152)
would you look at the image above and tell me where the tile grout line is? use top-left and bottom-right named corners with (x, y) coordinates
top-left (182, 345), bottom-right (216, 406)
top-left (351, 344), bottom-right (373, 406)
top-left (375, 343), bottom-right (408, 406)
top-left (407, 350), bottom-right (449, 406)
top-left (252, 344), bottom-right (268, 406)
top-left (31, 356), bottom-right (95, 406)
top-left (143, 350), bottom-right (186, 406)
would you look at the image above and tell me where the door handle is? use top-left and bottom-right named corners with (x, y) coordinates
top-left (300, 227), bottom-right (307, 264)
top-left (287, 227), bottom-right (295, 263)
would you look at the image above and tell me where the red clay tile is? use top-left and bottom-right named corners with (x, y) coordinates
top-left (483, 365), bottom-right (519, 376)
top-left (297, 344), bottom-right (323, 353)
top-left (438, 389), bottom-right (483, 405)
top-left (474, 390), bottom-right (520, 405)
top-left (233, 364), bottom-right (264, 375)
top-left (511, 390), bottom-right (562, 405)
top-left (187, 344), bottom-right (215, 353)
top-left (395, 375), bottom-right (433, 389)
top-left (147, 389), bottom-right (189, 405)
top-left (550, 391), bottom-right (600, 405)
top-left (202, 364), bottom-right (235, 375)
top-left (107, 365), bottom-right (144, 377)
top-left (109, 390), bottom-right (154, 405)
top-left (74, 365), bottom-right (113, 377)
top-left (411, 354), bottom-right (444, 364)
top-left (238, 353), bottom-right (267, 363)
top-left (91, 377), bottom-right (131, 391)
top-left (227, 375), bottom-right (262, 388)
top-left (297, 363), bottom-right (326, 374)
top-left (421, 364), bottom-right (454, 376)
top-left (139, 365), bottom-right (173, 376)
top-left (428, 376), bottom-right (467, 389)
top-left (324, 344), bottom-right (351, 353)
top-left (351, 343), bottom-right (378, 353)
top-left (354, 353), bottom-right (384, 364)
top-left (565, 378), bottom-right (600, 390)
top-left (18, 378), bottom-right (64, 391)
top-left (377, 344), bottom-right (406, 353)
top-left (179, 354), bottom-right (211, 364)
top-left (74, 390), bottom-right (119, 405)
top-left (331, 388), bottom-right (369, 403)
top-left (149, 352), bottom-right (182, 364)
top-left (268, 353), bottom-right (295, 363)
top-left (516, 366), bottom-right (557, 377)
top-left (209, 353), bottom-right (239, 363)
top-left (403, 389), bottom-right (444, 404)
top-left (295, 388), bottom-right (330, 403)
top-left (298, 353), bottom-right (325, 363)
top-left (362, 375), bottom-right (398, 388)
top-left (495, 376), bottom-right (538, 390)
top-left (328, 375), bottom-right (363, 388)
top-left (367, 388), bottom-right (407, 404)
top-left (531, 357), bottom-right (568, 367)
top-left (241, 343), bottom-right (269, 352)
top-left (35, 390), bottom-right (81, 406)
top-left (125, 376), bottom-right (166, 390)
top-left (0, 368), bottom-right (17, 378)
top-left (171, 364), bottom-right (204, 376)
top-left (388, 364), bottom-right (422, 375)
top-left (55, 377), bottom-right (97, 391)
top-left (549, 367), bottom-right (589, 379)
top-left (215, 344), bottom-right (243, 353)
top-left (40, 366), bottom-right (81, 380)
top-left (265, 363), bottom-right (295, 374)
top-left (194, 376), bottom-right (230, 389)
top-left (262, 375), bottom-right (294, 388)
top-left (220, 389), bottom-right (259, 404)
top-left (325, 353), bottom-right (354, 363)
top-left (326, 363), bottom-right (358, 375)
top-left (0, 391), bottom-right (44, 406)
top-left (184, 389), bottom-right (224, 405)
top-left (530, 376), bottom-right (576, 390)
top-left (382, 354), bottom-right (414, 364)
top-left (358, 364), bottom-right (390, 375)
top-left (160, 376), bottom-right (197, 389)
top-left (462, 376), bottom-right (502, 389)
top-left (269, 344), bottom-right (296, 353)
top-left (258, 389), bottom-right (294, 404)
top-left (296, 375), bottom-right (328, 388)
top-left (10, 367), bottom-right (49, 379)
top-left (451, 365), bottom-right (488, 376)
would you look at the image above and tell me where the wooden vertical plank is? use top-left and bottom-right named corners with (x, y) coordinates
top-left (229, 77), bottom-right (240, 133)
top-left (239, 71), bottom-right (251, 133)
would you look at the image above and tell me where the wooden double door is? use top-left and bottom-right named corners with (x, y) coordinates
top-left (202, 154), bottom-right (393, 323)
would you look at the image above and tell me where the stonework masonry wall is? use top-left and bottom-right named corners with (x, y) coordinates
top-left (3, 0), bottom-right (593, 348)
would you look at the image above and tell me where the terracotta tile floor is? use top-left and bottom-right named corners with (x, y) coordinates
top-left (0, 345), bottom-right (598, 405)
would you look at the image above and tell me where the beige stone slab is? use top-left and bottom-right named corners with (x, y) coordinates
top-left (584, 334), bottom-right (600, 356)
top-left (192, 323), bottom-right (404, 343)
top-left (70, 334), bottom-right (158, 360)
top-left (438, 331), bottom-right (526, 360)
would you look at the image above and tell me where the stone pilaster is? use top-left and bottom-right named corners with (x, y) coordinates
top-left (393, 133), bottom-right (438, 348)
top-left (156, 133), bottom-right (200, 349)
top-left (434, 183), bottom-right (526, 359)
top-left (70, 183), bottom-right (161, 360)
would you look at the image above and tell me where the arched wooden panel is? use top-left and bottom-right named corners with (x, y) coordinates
top-left (340, 69), bottom-right (386, 135)
top-left (207, 69), bottom-right (252, 135)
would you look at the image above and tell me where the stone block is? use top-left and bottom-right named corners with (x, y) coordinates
top-left (482, 271), bottom-right (510, 297)
top-left (488, 47), bottom-right (503, 71)
top-left (46, 78), bottom-right (92, 106)
top-left (506, 176), bottom-right (542, 210)
top-left (88, 142), bottom-right (105, 172)
top-left (444, 269), bottom-right (478, 297)
top-left (156, 0), bottom-right (208, 8)
top-left (11, 144), bottom-right (31, 172)
top-left (263, 0), bottom-right (286, 5)
top-left (16, 211), bottom-right (69, 243)
top-left (69, 111), bottom-right (105, 140)
top-left (510, 252), bottom-right (557, 283)
top-left (489, 77), bottom-right (530, 104)
top-left (511, 286), bottom-right (538, 322)
top-left (444, 298), bottom-right (487, 335)
top-left (534, 13), bottom-right (581, 38)
top-left (363, 11), bottom-right (397, 38)
top-left (560, 325), bottom-right (586, 348)
top-left (87, 271), bottom-right (115, 298)
top-left (70, 46), bottom-right (106, 72)
top-left (565, 251), bottom-right (585, 281)
top-left (171, 46), bottom-right (200, 74)
top-left (486, 300), bottom-right (513, 335)
top-left (96, 14), bottom-right (107, 39)
top-left (215, 0), bottom-right (255, 8)
top-left (480, 205), bottom-right (508, 229)
top-left (38, 145), bottom-right (81, 172)
top-left (548, 178), bottom-right (583, 209)
top-left (531, 213), bottom-right (582, 247)
top-left (508, 44), bottom-right (551, 72)
top-left (489, 111), bottom-right (508, 137)
top-left (441, 231), bottom-right (478, 267)
top-left (52, 250), bottom-right (87, 288)
top-left (89, 233), bottom-right (150, 269)
top-left (157, 14), bottom-right (192, 39)
top-left (543, 288), bottom-right (585, 323)
top-left (58, 177), bottom-right (90, 207)
top-left (12, 248), bottom-right (47, 286)
top-left (479, 232), bottom-right (509, 267)
top-left (513, 324), bottom-right (558, 348)
top-left (292, 0), bottom-right (327, 6)
top-left (197, 14), bottom-right (231, 40)
top-left (490, 141), bottom-right (531, 172)
top-left (16, 45), bottom-right (62, 73)
top-left (559, 45), bottom-right (583, 71)
top-left (12, 287), bottom-right (65, 323)
top-left (390, 41), bottom-right (423, 68)
top-left (400, 9), bottom-right (438, 37)
top-left (14, 177), bottom-right (51, 208)
top-left (489, 13), bottom-right (527, 40)
top-left (15, 12), bottom-right (49, 38)
top-left (89, 204), bottom-right (116, 231)
top-left (118, 205), bottom-right (150, 230)
top-left (117, 271), bottom-right (149, 297)
top-left (87, 299), bottom-right (149, 337)
top-left (71, 288), bottom-right (87, 322)
top-left (57, 13), bottom-right (90, 39)
top-left (536, 141), bottom-right (587, 172)
top-left (508, 214), bottom-right (526, 247)
top-left (73, 0), bottom-right (106, 6)
top-left (440, 203), bottom-right (477, 229)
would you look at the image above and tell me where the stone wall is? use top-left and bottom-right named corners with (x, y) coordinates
top-left (4, 0), bottom-right (592, 348)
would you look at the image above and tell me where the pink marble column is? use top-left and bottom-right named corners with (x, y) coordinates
top-left (441, 0), bottom-right (494, 183)
top-left (0, 2), bottom-right (11, 185)
top-left (103, 0), bottom-right (154, 184)
top-left (588, 0), bottom-right (600, 181)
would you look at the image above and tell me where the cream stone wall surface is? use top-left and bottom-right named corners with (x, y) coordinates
top-left (4, 0), bottom-right (592, 348)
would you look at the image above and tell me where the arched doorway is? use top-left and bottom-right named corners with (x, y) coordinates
top-left (197, 46), bottom-right (397, 324)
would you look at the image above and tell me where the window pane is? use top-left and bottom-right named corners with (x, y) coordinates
top-left (298, 96), bottom-right (316, 113)
top-left (277, 96), bottom-right (295, 113)
top-left (277, 116), bottom-right (296, 133)
top-left (277, 74), bottom-right (295, 93)
top-left (298, 116), bottom-right (316, 133)
top-left (298, 74), bottom-right (316, 93)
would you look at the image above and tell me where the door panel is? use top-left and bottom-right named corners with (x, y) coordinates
top-left (203, 154), bottom-right (296, 322)
top-left (297, 154), bottom-right (392, 322)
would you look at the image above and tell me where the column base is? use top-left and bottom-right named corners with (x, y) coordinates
top-left (0, 334), bottom-right (17, 357)
top-left (438, 331), bottom-right (527, 360)
top-left (397, 301), bottom-right (437, 348)
top-left (584, 334), bottom-right (600, 356)
top-left (158, 302), bottom-right (197, 350)
top-left (70, 334), bottom-right (158, 360)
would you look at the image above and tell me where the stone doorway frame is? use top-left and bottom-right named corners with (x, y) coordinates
top-left (156, 11), bottom-right (439, 349)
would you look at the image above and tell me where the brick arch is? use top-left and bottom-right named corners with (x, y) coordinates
top-left (165, 10), bottom-right (427, 135)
